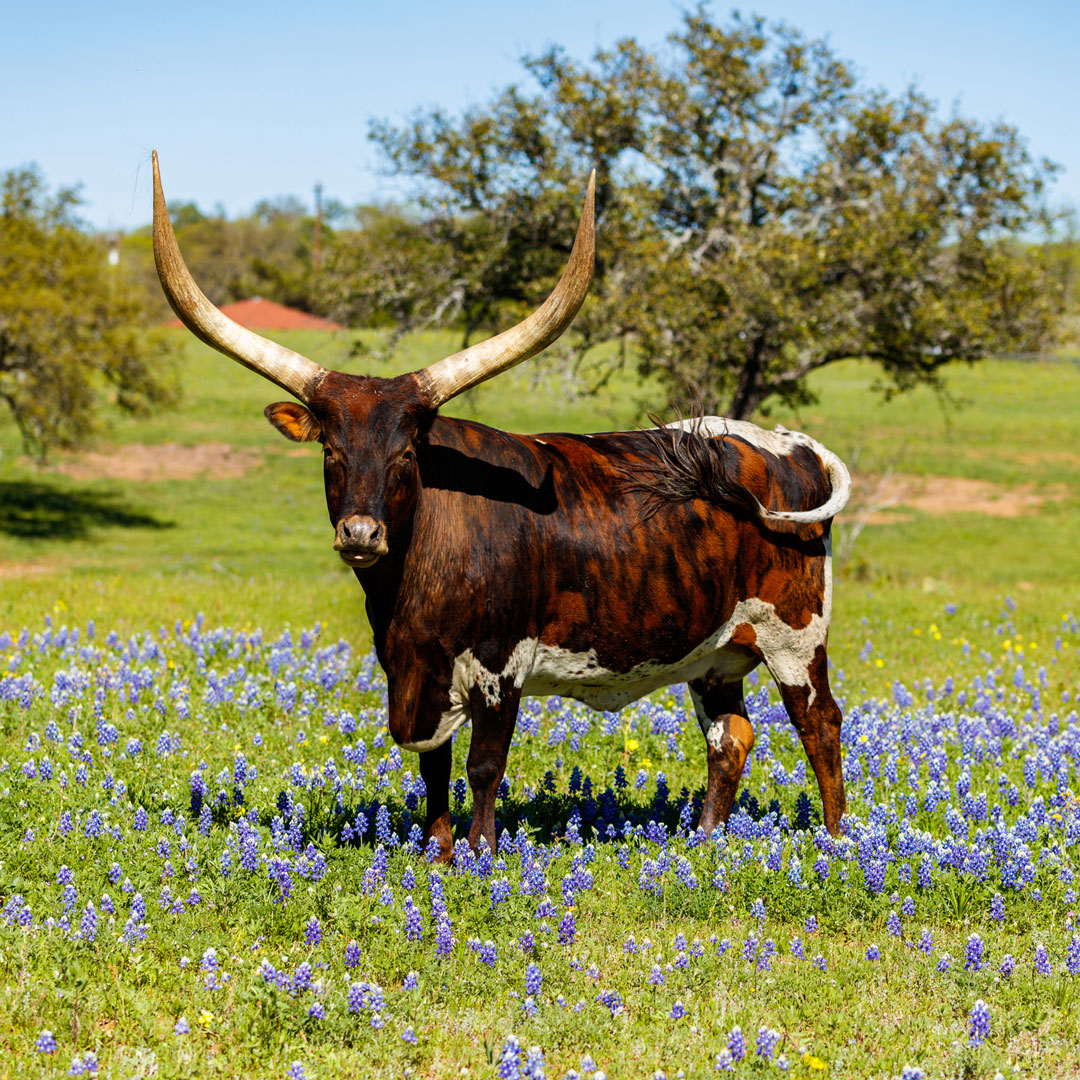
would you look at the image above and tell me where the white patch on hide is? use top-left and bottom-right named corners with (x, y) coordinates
top-left (705, 720), bottom-right (727, 753)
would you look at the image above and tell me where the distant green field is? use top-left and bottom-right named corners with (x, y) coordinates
top-left (1, 331), bottom-right (1078, 695)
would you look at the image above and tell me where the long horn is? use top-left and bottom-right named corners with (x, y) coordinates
top-left (415, 172), bottom-right (596, 408)
top-left (152, 151), bottom-right (326, 403)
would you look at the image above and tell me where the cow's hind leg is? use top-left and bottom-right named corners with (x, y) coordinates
top-left (689, 676), bottom-right (755, 835)
top-left (418, 740), bottom-right (453, 863)
top-left (773, 644), bottom-right (846, 835)
top-left (465, 684), bottom-right (520, 854)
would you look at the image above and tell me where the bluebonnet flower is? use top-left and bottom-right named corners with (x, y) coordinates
top-left (741, 931), bottom-right (759, 964)
top-left (36, 1030), bottom-right (57, 1054)
top-left (990, 892), bottom-right (1005, 921)
top-left (757, 938), bottom-right (777, 971)
top-left (343, 937), bottom-right (360, 972)
top-left (403, 970), bottom-right (419, 991)
top-left (435, 913), bottom-right (454, 956)
top-left (304, 916), bottom-right (322, 945)
top-left (1066, 936), bottom-right (1080, 977)
top-left (292, 962), bottom-right (313, 994)
top-left (727, 1026), bottom-right (746, 1062)
top-left (308, 1002), bottom-right (325, 1019)
top-left (790, 937), bottom-right (805, 960)
top-left (936, 953), bottom-right (953, 973)
top-left (557, 910), bottom-right (576, 945)
top-left (79, 902), bottom-right (98, 943)
top-left (965, 934), bottom-right (984, 972)
top-left (866, 945), bottom-right (880, 962)
top-left (68, 1051), bottom-right (99, 1075)
top-left (596, 988), bottom-right (624, 1016)
top-left (670, 1000), bottom-right (686, 1019)
top-left (917, 929), bottom-right (934, 954)
top-left (525, 962), bottom-right (542, 997)
top-left (1034, 945), bottom-right (1052, 976)
top-left (285, 1063), bottom-right (306, 1080)
top-left (755, 1027), bottom-right (780, 1059)
top-left (813, 954), bottom-right (827, 972)
top-left (969, 1000), bottom-right (990, 1047)
top-left (999, 954), bottom-right (1016, 977)
top-left (886, 912), bottom-right (902, 937)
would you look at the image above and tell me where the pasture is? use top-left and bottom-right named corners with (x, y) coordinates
top-left (1, 332), bottom-right (1079, 1078)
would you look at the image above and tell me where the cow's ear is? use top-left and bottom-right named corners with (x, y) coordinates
top-left (264, 402), bottom-right (322, 442)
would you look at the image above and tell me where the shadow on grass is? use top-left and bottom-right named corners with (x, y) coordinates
top-left (0, 481), bottom-right (174, 540)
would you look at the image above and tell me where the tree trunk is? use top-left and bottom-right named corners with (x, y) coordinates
top-left (727, 334), bottom-right (767, 419)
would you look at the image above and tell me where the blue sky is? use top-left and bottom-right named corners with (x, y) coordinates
top-left (5, 0), bottom-right (1077, 230)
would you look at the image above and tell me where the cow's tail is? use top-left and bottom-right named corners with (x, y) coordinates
top-left (753, 441), bottom-right (851, 525)
top-left (628, 418), bottom-right (851, 526)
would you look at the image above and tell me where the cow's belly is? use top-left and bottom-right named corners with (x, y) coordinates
top-left (399, 581), bottom-right (834, 754)
top-left (521, 634), bottom-right (758, 710)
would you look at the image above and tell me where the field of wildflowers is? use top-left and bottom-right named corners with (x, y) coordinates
top-left (2, 335), bottom-right (1078, 1075)
top-left (3, 599), bottom-right (1079, 1078)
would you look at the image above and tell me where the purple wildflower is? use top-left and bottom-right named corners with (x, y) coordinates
top-left (968, 1000), bottom-right (990, 1047)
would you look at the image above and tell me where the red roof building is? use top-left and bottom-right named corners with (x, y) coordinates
top-left (167, 296), bottom-right (344, 331)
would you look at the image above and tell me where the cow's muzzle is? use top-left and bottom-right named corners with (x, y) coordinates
top-left (334, 515), bottom-right (389, 567)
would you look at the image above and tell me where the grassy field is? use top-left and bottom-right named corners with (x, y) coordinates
top-left (1, 333), bottom-right (1079, 1078)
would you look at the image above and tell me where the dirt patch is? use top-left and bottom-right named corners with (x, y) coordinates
top-left (50, 443), bottom-right (263, 483)
top-left (846, 472), bottom-right (1070, 522)
top-left (0, 561), bottom-right (54, 579)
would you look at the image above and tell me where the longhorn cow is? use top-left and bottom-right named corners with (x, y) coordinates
top-left (152, 151), bottom-right (851, 857)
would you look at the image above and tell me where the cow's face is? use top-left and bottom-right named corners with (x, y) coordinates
top-left (265, 372), bottom-right (434, 569)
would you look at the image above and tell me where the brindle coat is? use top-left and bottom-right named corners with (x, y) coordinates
top-left (265, 371), bottom-right (848, 858)
top-left (152, 152), bottom-right (849, 859)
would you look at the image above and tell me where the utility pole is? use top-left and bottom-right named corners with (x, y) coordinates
top-left (313, 182), bottom-right (323, 272)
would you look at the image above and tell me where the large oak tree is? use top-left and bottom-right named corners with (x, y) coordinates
top-left (369, 9), bottom-right (1063, 418)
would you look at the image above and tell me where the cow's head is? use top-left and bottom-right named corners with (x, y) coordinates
top-left (152, 151), bottom-right (594, 569)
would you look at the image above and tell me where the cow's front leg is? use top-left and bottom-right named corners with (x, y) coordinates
top-left (689, 676), bottom-right (755, 835)
top-left (465, 683), bottom-right (520, 854)
top-left (418, 740), bottom-right (453, 863)
top-left (385, 655), bottom-right (464, 863)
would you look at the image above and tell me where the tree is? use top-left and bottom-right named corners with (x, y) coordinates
top-left (0, 166), bottom-right (177, 457)
top-left (370, 8), bottom-right (1063, 418)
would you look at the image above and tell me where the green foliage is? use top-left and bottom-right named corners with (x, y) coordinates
top-left (0, 166), bottom-right (177, 457)
top-left (125, 194), bottom-right (328, 323)
top-left (369, 9), bottom-right (1065, 417)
